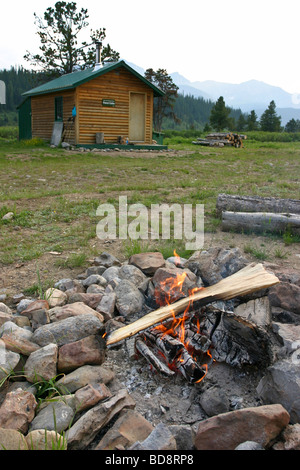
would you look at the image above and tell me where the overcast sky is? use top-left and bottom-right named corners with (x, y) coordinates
top-left (1, 0), bottom-right (300, 94)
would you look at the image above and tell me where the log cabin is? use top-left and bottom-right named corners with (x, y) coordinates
top-left (18, 59), bottom-right (165, 149)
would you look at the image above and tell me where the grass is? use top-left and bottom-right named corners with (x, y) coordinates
top-left (243, 244), bottom-right (269, 261)
top-left (0, 135), bottom-right (299, 267)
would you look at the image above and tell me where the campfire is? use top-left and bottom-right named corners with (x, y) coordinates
top-left (106, 253), bottom-right (279, 384)
top-left (135, 252), bottom-right (212, 383)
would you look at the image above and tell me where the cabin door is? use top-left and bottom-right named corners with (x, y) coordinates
top-left (129, 92), bottom-right (146, 142)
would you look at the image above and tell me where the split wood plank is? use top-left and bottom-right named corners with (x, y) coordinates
top-left (106, 263), bottom-right (279, 346)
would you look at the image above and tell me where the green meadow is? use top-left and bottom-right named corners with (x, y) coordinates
top-left (0, 131), bottom-right (299, 272)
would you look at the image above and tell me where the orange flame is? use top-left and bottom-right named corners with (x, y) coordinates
top-left (152, 250), bottom-right (211, 382)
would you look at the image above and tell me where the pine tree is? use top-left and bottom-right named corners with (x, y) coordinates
top-left (247, 110), bottom-right (259, 131)
top-left (260, 100), bottom-right (281, 132)
top-left (285, 118), bottom-right (300, 133)
top-left (209, 96), bottom-right (231, 131)
top-left (144, 68), bottom-right (179, 132)
top-left (24, 2), bottom-right (119, 75)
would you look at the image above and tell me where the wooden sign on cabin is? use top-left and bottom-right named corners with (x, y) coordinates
top-left (102, 99), bottom-right (116, 107)
top-left (18, 60), bottom-right (165, 148)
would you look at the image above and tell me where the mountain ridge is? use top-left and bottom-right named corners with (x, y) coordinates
top-left (126, 61), bottom-right (300, 125)
top-left (170, 72), bottom-right (300, 125)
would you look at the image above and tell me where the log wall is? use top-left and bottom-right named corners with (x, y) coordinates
top-left (31, 90), bottom-right (76, 144)
top-left (76, 67), bottom-right (154, 144)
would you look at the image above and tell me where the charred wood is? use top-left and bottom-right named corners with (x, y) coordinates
top-left (174, 349), bottom-right (207, 384)
top-left (143, 329), bottom-right (184, 363)
top-left (201, 310), bottom-right (272, 368)
top-left (135, 338), bottom-right (175, 377)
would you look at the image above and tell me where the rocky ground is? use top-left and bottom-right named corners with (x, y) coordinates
top-left (0, 247), bottom-right (299, 450)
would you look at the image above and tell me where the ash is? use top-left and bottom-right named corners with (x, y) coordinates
top-left (105, 334), bottom-right (264, 429)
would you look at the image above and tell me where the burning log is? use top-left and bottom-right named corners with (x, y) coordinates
top-left (135, 338), bottom-right (175, 377)
top-left (174, 348), bottom-right (207, 384)
top-left (183, 328), bottom-right (211, 356)
top-left (137, 328), bottom-right (208, 384)
top-left (106, 263), bottom-right (279, 346)
top-left (143, 329), bottom-right (184, 364)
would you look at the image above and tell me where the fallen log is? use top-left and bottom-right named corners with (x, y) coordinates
top-left (221, 211), bottom-right (300, 235)
top-left (216, 194), bottom-right (300, 216)
top-left (206, 133), bottom-right (231, 139)
top-left (106, 263), bottom-right (279, 346)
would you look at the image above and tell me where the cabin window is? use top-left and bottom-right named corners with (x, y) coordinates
top-left (55, 97), bottom-right (63, 121)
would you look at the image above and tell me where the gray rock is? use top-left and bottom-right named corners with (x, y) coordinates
top-left (97, 292), bottom-right (116, 319)
top-left (17, 299), bottom-right (34, 314)
top-left (119, 264), bottom-right (146, 287)
top-left (32, 314), bottom-right (103, 347)
top-left (167, 256), bottom-right (188, 268)
top-left (257, 359), bottom-right (300, 424)
top-left (115, 280), bottom-right (145, 317)
top-left (0, 302), bottom-right (12, 315)
top-left (102, 266), bottom-right (121, 283)
top-left (2, 212), bottom-right (14, 220)
top-left (54, 278), bottom-right (75, 292)
top-left (235, 441), bottom-right (264, 450)
top-left (56, 365), bottom-right (115, 394)
top-left (86, 284), bottom-right (106, 294)
top-left (272, 323), bottom-right (300, 354)
top-left (30, 400), bottom-right (75, 433)
top-left (24, 343), bottom-right (58, 383)
top-left (12, 293), bottom-right (25, 304)
top-left (168, 424), bottom-right (195, 450)
top-left (0, 320), bottom-right (33, 341)
top-left (185, 247), bottom-right (247, 286)
top-left (82, 274), bottom-right (107, 288)
top-left (199, 386), bottom-right (230, 417)
top-left (94, 252), bottom-right (121, 268)
top-left (130, 422), bottom-right (177, 450)
top-left (66, 389), bottom-right (135, 449)
top-left (85, 266), bottom-right (107, 277)
top-left (0, 339), bottom-right (20, 380)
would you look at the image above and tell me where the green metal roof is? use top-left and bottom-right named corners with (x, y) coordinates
top-left (22, 60), bottom-right (164, 98)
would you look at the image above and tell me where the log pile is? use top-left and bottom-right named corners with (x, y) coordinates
top-left (192, 133), bottom-right (247, 148)
top-left (217, 194), bottom-right (300, 236)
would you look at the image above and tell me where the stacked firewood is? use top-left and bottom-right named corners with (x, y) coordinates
top-left (192, 133), bottom-right (247, 148)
